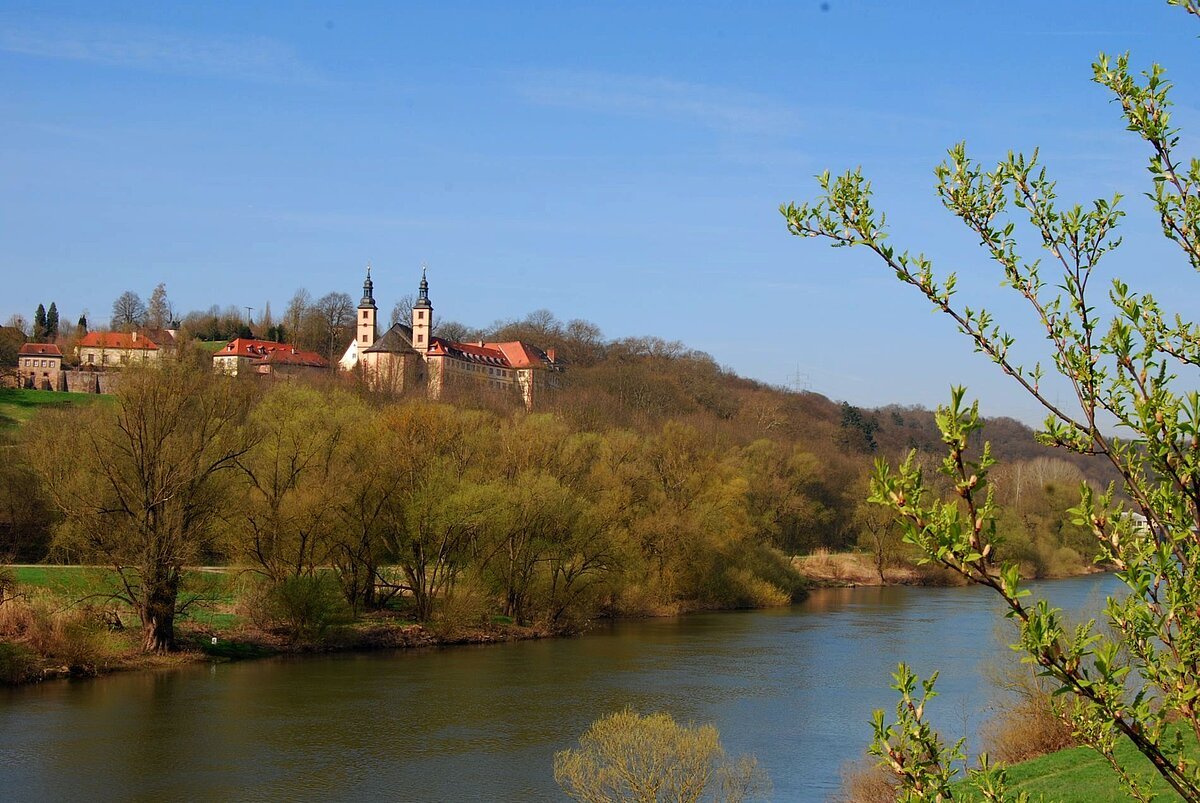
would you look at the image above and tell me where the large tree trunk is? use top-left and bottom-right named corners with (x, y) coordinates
top-left (335, 552), bottom-right (378, 615)
top-left (403, 560), bottom-right (434, 622)
top-left (360, 563), bottom-right (378, 610)
top-left (140, 573), bottom-right (179, 653)
top-left (413, 584), bottom-right (433, 622)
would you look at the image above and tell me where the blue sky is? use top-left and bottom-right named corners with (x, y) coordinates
top-left (2, 1), bottom-right (1197, 422)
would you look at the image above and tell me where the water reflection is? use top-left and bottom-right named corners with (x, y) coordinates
top-left (0, 574), bottom-right (1118, 801)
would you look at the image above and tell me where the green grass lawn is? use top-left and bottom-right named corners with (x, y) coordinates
top-left (197, 340), bottom-right (227, 353)
top-left (12, 565), bottom-right (245, 628)
top-left (13, 565), bottom-right (124, 598)
top-left (959, 733), bottom-right (1195, 802)
top-left (0, 388), bottom-right (106, 428)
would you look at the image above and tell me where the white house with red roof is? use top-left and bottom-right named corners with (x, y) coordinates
top-left (213, 338), bottom-right (328, 377)
top-left (348, 268), bottom-right (559, 409)
top-left (77, 329), bottom-right (175, 367)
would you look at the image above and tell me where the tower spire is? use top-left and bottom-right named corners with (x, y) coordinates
top-left (354, 262), bottom-right (378, 353)
top-left (361, 262), bottom-right (375, 307)
top-left (411, 264), bottom-right (433, 351)
top-left (415, 264), bottom-right (431, 308)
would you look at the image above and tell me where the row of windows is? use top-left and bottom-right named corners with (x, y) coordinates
top-left (451, 360), bottom-right (511, 379)
top-left (474, 363), bottom-right (508, 377)
top-left (21, 358), bottom-right (57, 368)
top-left (84, 352), bottom-right (147, 365)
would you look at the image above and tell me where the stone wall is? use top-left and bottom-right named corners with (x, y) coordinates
top-left (62, 370), bottom-right (119, 394)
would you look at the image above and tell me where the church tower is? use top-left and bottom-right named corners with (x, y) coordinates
top-left (412, 267), bottom-right (432, 351)
top-left (357, 264), bottom-right (377, 349)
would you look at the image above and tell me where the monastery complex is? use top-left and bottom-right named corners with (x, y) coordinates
top-left (342, 268), bottom-right (560, 409)
top-left (8, 268), bottom-right (560, 409)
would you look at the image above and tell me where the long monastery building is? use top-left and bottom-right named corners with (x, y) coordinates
top-left (341, 268), bottom-right (560, 409)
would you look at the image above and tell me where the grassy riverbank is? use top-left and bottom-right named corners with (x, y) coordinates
top-left (5, 553), bottom-right (1112, 686)
top-left (956, 736), bottom-right (1198, 802)
top-left (0, 565), bottom-right (557, 684)
top-left (3, 564), bottom-right (794, 685)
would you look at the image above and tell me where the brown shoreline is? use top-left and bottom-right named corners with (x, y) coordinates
top-left (794, 551), bottom-right (1110, 589)
top-left (22, 616), bottom-right (561, 685)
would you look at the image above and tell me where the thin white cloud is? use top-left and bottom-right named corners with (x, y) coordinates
top-left (0, 18), bottom-right (325, 85)
top-left (252, 209), bottom-right (447, 230)
top-left (514, 69), bottom-right (803, 135)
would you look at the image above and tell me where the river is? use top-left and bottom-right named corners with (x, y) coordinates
top-left (0, 574), bottom-right (1118, 801)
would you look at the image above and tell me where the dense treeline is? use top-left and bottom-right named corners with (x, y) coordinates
top-left (12, 368), bottom-right (817, 650)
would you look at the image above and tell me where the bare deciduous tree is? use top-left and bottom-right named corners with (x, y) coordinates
top-left (390, 294), bottom-right (415, 328)
top-left (110, 290), bottom-right (146, 331)
top-left (284, 288), bottom-right (311, 341)
top-left (314, 291), bottom-right (354, 364)
top-left (146, 283), bottom-right (173, 329)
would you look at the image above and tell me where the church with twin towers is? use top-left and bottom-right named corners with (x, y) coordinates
top-left (339, 266), bottom-right (560, 409)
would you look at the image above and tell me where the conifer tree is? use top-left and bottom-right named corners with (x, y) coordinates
top-left (45, 302), bottom-right (58, 339)
top-left (33, 304), bottom-right (46, 342)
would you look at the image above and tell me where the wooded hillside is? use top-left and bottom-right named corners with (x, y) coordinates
top-left (1, 309), bottom-right (1114, 601)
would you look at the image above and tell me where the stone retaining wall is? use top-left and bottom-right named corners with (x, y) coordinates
top-left (61, 370), bottom-right (119, 394)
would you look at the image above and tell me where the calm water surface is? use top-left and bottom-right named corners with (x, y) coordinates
top-left (0, 574), bottom-right (1118, 801)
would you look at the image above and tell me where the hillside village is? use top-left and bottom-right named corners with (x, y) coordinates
top-left (3, 268), bottom-right (561, 408)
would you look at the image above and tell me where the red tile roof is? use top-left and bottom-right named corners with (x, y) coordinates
top-left (78, 331), bottom-right (160, 351)
top-left (427, 337), bottom-right (510, 366)
top-left (139, 328), bottom-right (177, 348)
top-left (486, 341), bottom-right (552, 368)
top-left (216, 338), bottom-right (292, 359)
top-left (425, 337), bottom-right (556, 370)
top-left (257, 348), bottom-right (328, 367)
top-left (215, 338), bottom-right (328, 367)
top-left (18, 343), bottom-right (63, 357)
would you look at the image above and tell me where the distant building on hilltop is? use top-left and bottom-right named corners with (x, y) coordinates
top-left (17, 343), bottom-right (63, 390)
top-left (341, 267), bottom-right (560, 409)
top-left (76, 329), bottom-right (177, 367)
top-left (212, 338), bottom-right (329, 378)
